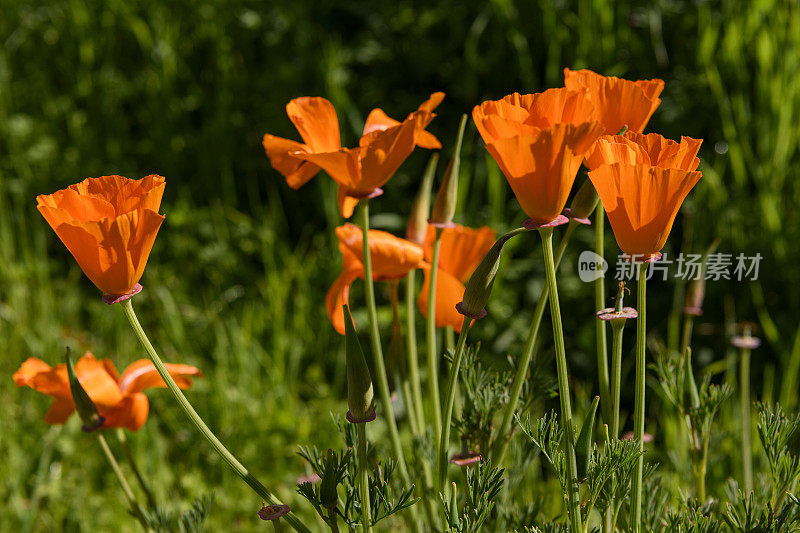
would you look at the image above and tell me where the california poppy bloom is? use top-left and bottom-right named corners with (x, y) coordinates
top-left (587, 132), bottom-right (703, 260)
top-left (37, 175), bottom-right (166, 300)
top-left (563, 68), bottom-right (664, 134)
top-left (13, 353), bottom-right (202, 431)
top-left (327, 224), bottom-right (424, 334)
top-left (263, 94), bottom-right (444, 210)
top-left (417, 225), bottom-right (496, 332)
top-left (473, 88), bottom-right (604, 225)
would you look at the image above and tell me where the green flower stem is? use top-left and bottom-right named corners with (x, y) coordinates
top-left (427, 228), bottom-right (444, 449)
top-left (681, 315), bottom-right (695, 354)
top-left (740, 342), bottom-right (753, 493)
top-left (389, 281), bottom-right (419, 436)
top-left (491, 221), bottom-right (577, 465)
top-left (610, 323), bottom-right (625, 439)
top-left (697, 437), bottom-right (709, 502)
top-left (405, 269), bottom-right (426, 431)
top-left (121, 299), bottom-right (310, 533)
top-left (116, 428), bottom-right (157, 511)
top-left (539, 227), bottom-right (581, 532)
top-left (595, 205), bottom-right (611, 427)
top-left (358, 201), bottom-right (415, 492)
top-left (96, 433), bottom-right (150, 531)
top-left (356, 423), bottom-right (373, 533)
top-left (437, 316), bottom-right (472, 493)
top-left (631, 263), bottom-right (647, 532)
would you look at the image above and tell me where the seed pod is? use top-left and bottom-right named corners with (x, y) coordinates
top-left (430, 114), bottom-right (467, 226)
top-left (344, 305), bottom-right (374, 422)
top-left (406, 153), bottom-right (438, 245)
top-left (65, 349), bottom-right (105, 432)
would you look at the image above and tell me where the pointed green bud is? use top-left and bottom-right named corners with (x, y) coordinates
top-left (565, 177), bottom-right (599, 224)
top-left (456, 228), bottom-right (527, 319)
top-left (65, 349), bottom-right (105, 432)
top-left (319, 448), bottom-right (340, 509)
top-left (344, 305), bottom-right (375, 423)
top-left (683, 347), bottom-right (701, 410)
top-left (406, 153), bottom-right (439, 245)
top-left (430, 114), bottom-right (467, 226)
top-left (575, 396), bottom-right (599, 480)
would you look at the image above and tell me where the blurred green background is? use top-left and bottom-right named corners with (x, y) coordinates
top-left (2, 0), bottom-right (799, 530)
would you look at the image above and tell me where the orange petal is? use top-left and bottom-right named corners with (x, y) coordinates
top-left (357, 115), bottom-right (419, 192)
top-left (437, 225), bottom-right (496, 282)
top-left (294, 149), bottom-right (360, 191)
top-left (417, 267), bottom-right (467, 332)
top-left (102, 393), bottom-right (150, 431)
top-left (363, 108), bottom-right (400, 137)
top-left (336, 186), bottom-right (361, 219)
top-left (335, 224), bottom-right (424, 280)
top-left (326, 268), bottom-right (362, 334)
top-left (286, 97), bottom-right (341, 152)
top-left (118, 359), bottom-right (203, 394)
top-left (73, 353), bottom-right (125, 408)
top-left (44, 398), bottom-right (76, 424)
top-left (262, 134), bottom-right (321, 189)
top-left (487, 122), bottom-right (603, 224)
top-left (13, 357), bottom-right (56, 388)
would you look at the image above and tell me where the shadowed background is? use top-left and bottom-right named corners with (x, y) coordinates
top-left (2, 0), bottom-right (799, 530)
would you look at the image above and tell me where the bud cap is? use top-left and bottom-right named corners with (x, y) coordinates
top-left (344, 305), bottom-right (375, 422)
top-left (430, 114), bottom-right (467, 226)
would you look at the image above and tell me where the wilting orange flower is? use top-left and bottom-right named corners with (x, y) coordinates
top-left (37, 175), bottom-right (166, 299)
top-left (264, 94), bottom-right (444, 217)
top-left (473, 88), bottom-right (604, 225)
top-left (417, 225), bottom-right (496, 332)
top-left (563, 68), bottom-right (664, 134)
top-left (13, 353), bottom-right (202, 431)
top-left (587, 132), bottom-right (703, 260)
top-left (327, 224), bottom-right (424, 334)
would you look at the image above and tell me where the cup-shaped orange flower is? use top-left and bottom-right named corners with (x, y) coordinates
top-left (473, 88), bottom-right (604, 225)
top-left (362, 92), bottom-right (445, 150)
top-left (417, 225), bottom-right (496, 332)
top-left (14, 353), bottom-right (202, 431)
top-left (563, 68), bottom-right (664, 134)
top-left (587, 132), bottom-right (703, 260)
top-left (327, 224), bottom-right (424, 333)
top-left (37, 175), bottom-right (166, 300)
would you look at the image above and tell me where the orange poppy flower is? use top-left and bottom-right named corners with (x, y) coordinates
top-left (262, 97), bottom-right (342, 190)
top-left (473, 88), bottom-right (604, 225)
top-left (417, 225), bottom-right (496, 332)
top-left (327, 224), bottom-right (424, 334)
top-left (37, 175), bottom-right (166, 299)
top-left (263, 94), bottom-right (444, 206)
top-left (13, 353), bottom-right (202, 431)
top-left (563, 68), bottom-right (664, 134)
top-left (587, 132), bottom-right (703, 260)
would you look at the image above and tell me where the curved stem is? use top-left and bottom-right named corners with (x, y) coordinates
top-left (405, 270), bottom-right (426, 432)
top-left (631, 263), bottom-right (647, 532)
top-left (491, 222), bottom-right (577, 465)
top-left (740, 345), bottom-right (753, 493)
top-left (116, 428), bottom-right (157, 511)
top-left (539, 228), bottom-right (581, 531)
top-left (357, 424), bottom-right (373, 533)
top-left (427, 228), bottom-right (444, 449)
top-left (121, 299), bottom-right (310, 533)
top-left (436, 316), bottom-right (472, 492)
top-left (595, 205), bottom-right (611, 426)
top-left (96, 433), bottom-right (150, 531)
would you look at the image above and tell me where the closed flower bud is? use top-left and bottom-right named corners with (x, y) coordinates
top-left (344, 305), bottom-right (374, 422)
top-left (564, 178), bottom-right (599, 224)
top-left (65, 350), bottom-right (105, 432)
top-left (456, 228), bottom-right (527, 319)
top-left (575, 396), bottom-right (599, 480)
top-left (430, 114), bottom-right (468, 227)
top-left (319, 449), bottom-right (340, 509)
top-left (406, 154), bottom-right (439, 245)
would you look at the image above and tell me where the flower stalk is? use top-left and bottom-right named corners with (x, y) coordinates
top-left (436, 316), bottom-right (472, 492)
top-left (539, 227), bottom-right (581, 532)
top-left (631, 262), bottom-right (648, 532)
top-left (357, 423), bottom-right (372, 533)
top-left (121, 299), bottom-right (310, 533)
top-left (427, 228), bottom-right (444, 448)
top-left (96, 433), bottom-right (151, 531)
